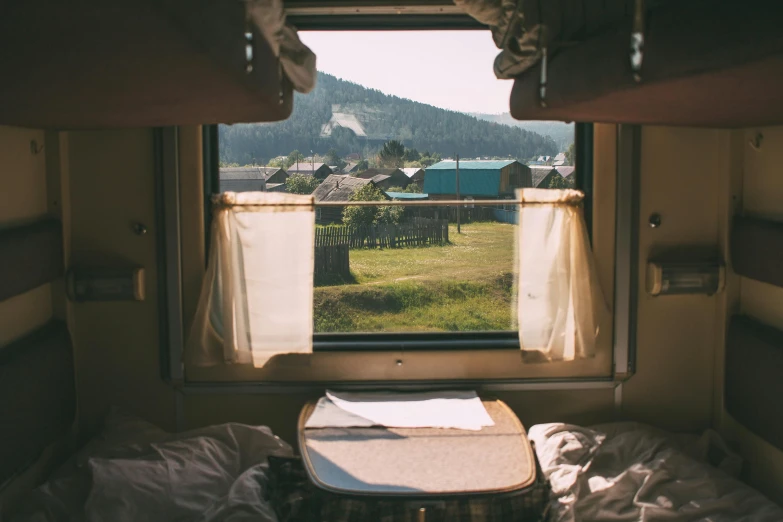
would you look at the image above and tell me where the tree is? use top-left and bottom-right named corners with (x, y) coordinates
top-left (374, 204), bottom-right (405, 225)
top-left (355, 159), bottom-right (369, 172)
top-left (403, 148), bottom-right (421, 162)
top-left (548, 174), bottom-right (575, 190)
top-left (217, 72), bottom-right (559, 165)
top-left (324, 148), bottom-right (346, 170)
top-left (419, 152), bottom-right (441, 168)
top-left (285, 173), bottom-right (320, 194)
top-left (564, 142), bottom-right (575, 165)
top-left (403, 183), bottom-right (423, 194)
top-left (268, 157), bottom-right (286, 168)
top-left (342, 184), bottom-right (403, 227)
top-left (379, 140), bottom-right (406, 168)
top-left (286, 150), bottom-right (305, 169)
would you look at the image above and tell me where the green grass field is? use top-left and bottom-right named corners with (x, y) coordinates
top-left (314, 222), bottom-right (516, 332)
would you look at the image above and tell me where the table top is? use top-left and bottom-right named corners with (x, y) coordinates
top-left (298, 399), bottom-right (536, 496)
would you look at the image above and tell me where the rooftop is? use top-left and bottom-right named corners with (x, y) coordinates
top-left (355, 168), bottom-right (403, 179)
top-left (555, 166), bottom-right (576, 177)
top-left (529, 166), bottom-right (555, 187)
top-left (385, 192), bottom-right (429, 200)
top-left (426, 160), bottom-right (517, 170)
top-left (312, 174), bottom-right (375, 202)
top-left (402, 167), bottom-right (425, 178)
top-left (219, 166), bottom-right (281, 180)
top-left (287, 162), bottom-right (329, 175)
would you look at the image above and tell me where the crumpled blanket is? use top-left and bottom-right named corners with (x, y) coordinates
top-left (529, 422), bottom-right (783, 522)
top-left (11, 410), bottom-right (293, 522)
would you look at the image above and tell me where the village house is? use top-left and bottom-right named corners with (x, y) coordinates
top-left (218, 166), bottom-right (284, 192)
top-left (265, 183), bottom-right (287, 193)
top-left (552, 152), bottom-right (568, 166)
top-left (529, 165), bottom-right (555, 188)
top-left (423, 160), bottom-right (531, 199)
top-left (401, 167), bottom-right (426, 188)
top-left (530, 165), bottom-right (576, 188)
top-left (356, 168), bottom-right (410, 189)
top-left (287, 162), bottom-right (332, 180)
top-left (312, 174), bottom-right (388, 224)
top-left (341, 161), bottom-right (360, 174)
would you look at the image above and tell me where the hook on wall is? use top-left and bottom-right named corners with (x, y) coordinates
top-left (749, 133), bottom-right (763, 151)
top-left (30, 140), bottom-right (44, 155)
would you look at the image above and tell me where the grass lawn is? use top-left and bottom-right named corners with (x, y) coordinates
top-left (314, 222), bottom-right (516, 332)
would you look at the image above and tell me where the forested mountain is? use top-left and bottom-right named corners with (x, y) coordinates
top-left (468, 114), bottom-right (575, 151)
top-left (219, 73), bottom-right (558, 165)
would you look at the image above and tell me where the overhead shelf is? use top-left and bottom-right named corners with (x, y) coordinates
top-left (509, 1), bottom-right (783, 127)
top-left (0, 1), bottom-right (294, 129)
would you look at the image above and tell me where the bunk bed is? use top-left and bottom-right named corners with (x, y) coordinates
top-left (7, 410), bottom-right (783, 521)
top-left (2, 0), bottom-right (783, 520)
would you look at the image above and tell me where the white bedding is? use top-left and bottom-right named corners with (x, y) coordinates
top-left (11, 410), bottom-right (292, 522)
top-left (530, 422), bottom-right (783, 522)
top-left (12, 413), bottom-right (783, 522)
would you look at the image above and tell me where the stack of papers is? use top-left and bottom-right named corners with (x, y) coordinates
top-left (304, 390), bottom-right (494, 431)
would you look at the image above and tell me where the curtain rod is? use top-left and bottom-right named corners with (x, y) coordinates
top-left (215, 198), bottom-right (583, 209)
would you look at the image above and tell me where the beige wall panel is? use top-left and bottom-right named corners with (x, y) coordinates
top-left (592, 124), bottom-right (617, 303)
top-left (0, 125), bottom-right (47, 224)
top-left (721, 125), bottom-right (783, 504)
top-left (494, 389), bottom-right (616, 428)
top-left (743, 126), bottom-right (783, 220)
top-left (0, 285), bottom-right (53, 346)
top-left (723, 413), bottom-right (783, 504)
top-left (178, 126), bottom-right (205, 336)
top-left (623, 126), bottom-right (726, 432)
top-left (67, 129), bottom-right (175, 432)
top-left (184, 393), bottom-right (321, 445)
top-left (0, 125), bottom-right (52, 347)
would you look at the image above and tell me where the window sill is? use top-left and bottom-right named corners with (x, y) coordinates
top-left (183, 347), bottom-right (612, 384)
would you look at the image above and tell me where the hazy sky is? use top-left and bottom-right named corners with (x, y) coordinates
top-left (298, 31), bottom-right (513, 115)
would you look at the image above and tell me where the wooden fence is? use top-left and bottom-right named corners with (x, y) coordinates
top-left (403, 206), bottom-right (499, 223)
top-left (314, 244), bottom-right (349, 278)
top-left (315, 218), bottom-right (449, 250)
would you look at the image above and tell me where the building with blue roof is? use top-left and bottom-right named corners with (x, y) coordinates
top-left (423, 160), bottom-right (531, 199)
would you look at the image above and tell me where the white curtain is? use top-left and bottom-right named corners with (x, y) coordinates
top-left (187, 192), bottom-right (315, 368)
top-left (515, 189), bottom-right (605, 361)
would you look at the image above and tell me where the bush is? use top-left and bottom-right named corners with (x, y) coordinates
top-left (285, 173), bottom-right (321, 194)
top-left (342, 184), bottom-right (403, 227)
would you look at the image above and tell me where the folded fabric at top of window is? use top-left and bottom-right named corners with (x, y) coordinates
top-left (455, 0), bottom-right (635, 80)
top-left (515, 188), bottom-right (607, 362)
top-left (187, 192), bottom-right (315, 368)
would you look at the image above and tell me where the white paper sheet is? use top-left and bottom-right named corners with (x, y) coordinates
top-left (304, 390), bottom-right (495, 431)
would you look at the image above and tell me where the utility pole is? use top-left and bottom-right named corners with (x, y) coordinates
top-left (311, 150), bottom-right (314, 175)
top-left (455, 153), bottom-right (461, 234)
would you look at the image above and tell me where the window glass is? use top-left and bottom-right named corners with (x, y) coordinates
top-left (216, 31), bottom-right (577, 335)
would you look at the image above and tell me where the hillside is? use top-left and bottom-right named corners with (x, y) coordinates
top-left (469, 113), bottom-right (575, 150)
top-left (219, 72), bottom-right (558, 164)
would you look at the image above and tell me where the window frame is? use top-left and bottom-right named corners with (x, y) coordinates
top-left (158, 23), bottom-right (638, 389)
top-left (203, 123), bottom-right (595, 355)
